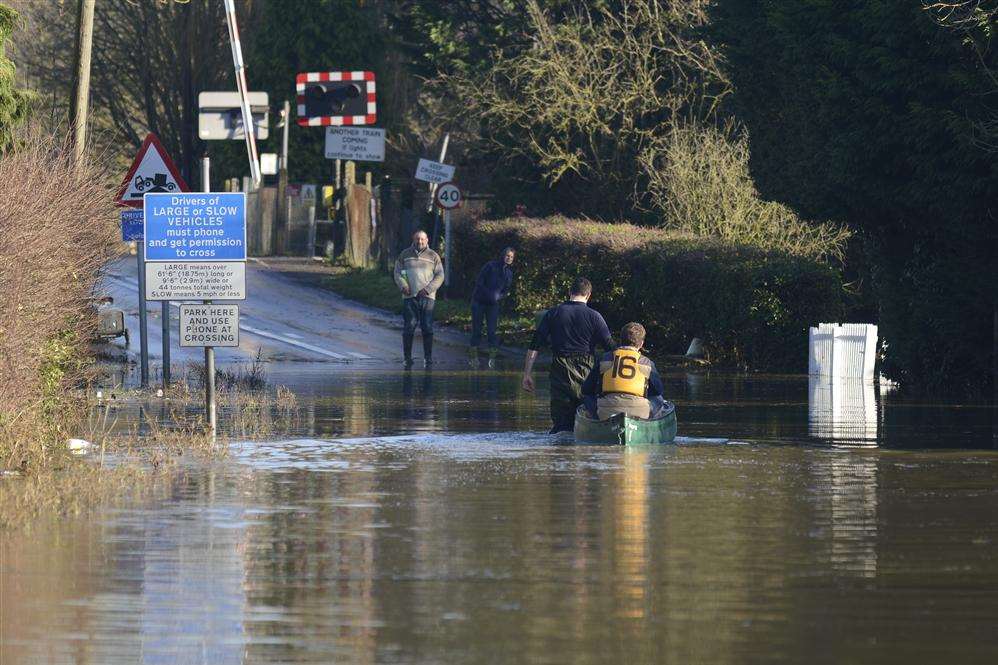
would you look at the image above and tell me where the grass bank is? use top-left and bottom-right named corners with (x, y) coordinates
top-left (323, 263), bottom-right (538, 349)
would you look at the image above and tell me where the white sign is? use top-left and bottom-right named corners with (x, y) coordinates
top-left (179, 304), bottom-right (239, 347)
top-left (415, 158), bottom-right (455, 184)
top-left (145, 262), bottom-right (246, 301)
top-left (325, 127), bottom-right (386, 162)
top-left (260, 153), bottom-right (278, 175)
top-left (435, 182), bottom-right (462, 209)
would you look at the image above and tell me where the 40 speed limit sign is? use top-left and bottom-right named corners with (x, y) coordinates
top-left (434, 182), bottom-right (463, 209)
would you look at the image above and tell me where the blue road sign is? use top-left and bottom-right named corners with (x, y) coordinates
top-left (143, 192), bottom-right (246, 261)
top-left (121, 209), bottom-right (143, 241)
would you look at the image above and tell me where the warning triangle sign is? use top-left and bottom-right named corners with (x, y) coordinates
top-left (115, 133), bottom-right (190, 208)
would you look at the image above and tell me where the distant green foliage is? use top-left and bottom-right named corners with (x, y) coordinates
top-left (642, 122), bottom-right (851, 261)
top-left (711, 0), bottom-right (998, 392)
top-left (439, 0), bottom-right (847, 263)
top-left (0, 4), bottom-right (31, 151)
top-left (446, 0), bottom-right (728, 219)
top-left (210, 1), bottom-right (388, 185)
top-left (451, 217), bottom-right (845, 371)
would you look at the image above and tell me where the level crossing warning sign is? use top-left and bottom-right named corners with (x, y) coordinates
top-left (116, 133), bottom-right (189, 208)
top-left (144, 192), bottom-right (247, 261)
top-left (143, 192), bottom-right (247, 301)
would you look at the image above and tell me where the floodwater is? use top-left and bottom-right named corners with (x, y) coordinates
top-left (3, 368), bottom-right (998, 664)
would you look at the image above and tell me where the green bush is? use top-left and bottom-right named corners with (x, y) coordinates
top-left (451, 217), bottom-right (845, 371)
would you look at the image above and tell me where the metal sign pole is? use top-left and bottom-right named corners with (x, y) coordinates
top-left (136, 246), bottom-right (149, 387)
top-left (161, 301), bottom-right (170, 388)
top-left (202, 153), bottom-right (217, 437)
top-left (444, 208), bottom-right (452, 288)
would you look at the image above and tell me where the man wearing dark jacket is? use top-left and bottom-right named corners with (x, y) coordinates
top-left (469, 247), bottom-right (515, 364)
top-left (522, 277), bottom-right (614, 433)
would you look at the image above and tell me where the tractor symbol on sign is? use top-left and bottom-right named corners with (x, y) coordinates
top-left (134, 173), bottom-right (177, 193)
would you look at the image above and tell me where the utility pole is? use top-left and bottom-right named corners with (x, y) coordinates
top-left (70, 0), bottom-right (96, 163)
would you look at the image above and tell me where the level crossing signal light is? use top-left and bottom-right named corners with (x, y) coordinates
top-left (296, 71), bottom-right (377, 126)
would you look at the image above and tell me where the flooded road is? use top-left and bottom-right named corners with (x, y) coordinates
top-left (3, 370), bottom-right (998, 663)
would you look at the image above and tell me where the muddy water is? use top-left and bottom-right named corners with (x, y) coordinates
top-left (3, 369), bottom-right (998, 664)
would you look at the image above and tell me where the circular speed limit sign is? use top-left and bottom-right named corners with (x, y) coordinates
top-left (435, 182), bottom-right (463, 210)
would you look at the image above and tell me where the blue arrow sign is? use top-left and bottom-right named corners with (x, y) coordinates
top-left (143, 192), bottom-right (246, 261)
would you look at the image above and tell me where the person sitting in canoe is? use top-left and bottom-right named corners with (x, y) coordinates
top-left (580, 322), bottom-right (665, 420)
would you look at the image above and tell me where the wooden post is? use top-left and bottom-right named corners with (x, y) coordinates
top-left (70, 0), bottom-right (96, 163)
top-left (334, 159), bottom-right (342, 216)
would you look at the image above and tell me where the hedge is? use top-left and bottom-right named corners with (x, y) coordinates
top-left (449, 216), bottom-right (845, 372)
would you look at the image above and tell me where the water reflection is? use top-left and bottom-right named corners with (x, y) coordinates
top-left (10, 369), bottom-right (998, 663)
top-left (808, 377), bottom-right (880, 445)
top-left (812, 451), bottom-right (879, 578)
top-left (615, 448), bottom-right (649, 621)
top-left (7, 437), bottom-right (998, 663)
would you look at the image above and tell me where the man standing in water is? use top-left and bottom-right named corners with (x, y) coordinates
top-left (394, 230), bottom-right (445, 368)
top-left (521, 277), bottom-right (614, 433)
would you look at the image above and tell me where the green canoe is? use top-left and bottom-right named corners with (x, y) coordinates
top-left (573, 402), bottom-right (678, 445)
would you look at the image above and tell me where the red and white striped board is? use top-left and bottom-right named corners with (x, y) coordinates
top-left (296, 71), bottom-right (376, 127)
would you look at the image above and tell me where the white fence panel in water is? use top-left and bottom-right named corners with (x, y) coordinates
top-left (808, 323), bottom-right (878, 381)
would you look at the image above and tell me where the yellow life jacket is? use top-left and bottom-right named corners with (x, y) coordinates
top-left (600, 347), bottom-right (648, 397)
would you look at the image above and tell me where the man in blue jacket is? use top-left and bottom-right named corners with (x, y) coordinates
top-left (468, 247), bottom-right (516, 365)
top-left (522, 277), bottom-right (614, 433)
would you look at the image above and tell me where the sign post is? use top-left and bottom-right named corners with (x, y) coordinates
top-left (116, 134), bottom-right (189, 390)
top-left (202, 156), bottom-right (215, 435)
top-left (120, 209), bottom-right (149, 386)
top-left (143, 163), bottom-right (246, 436)
top-left (136, 232), bottom-right (149, 387)
top-left (434, 182), bottom-right (463, 288)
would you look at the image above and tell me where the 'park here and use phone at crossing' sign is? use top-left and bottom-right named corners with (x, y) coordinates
top-left (325, 127), bottom-right (385, 162)
top-left (179, 304), bottom-right (240, 347)
top-left (143, 192), bottom-right (247, 301)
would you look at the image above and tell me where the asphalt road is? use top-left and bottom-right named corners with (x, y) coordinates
top-left (100, 255), bottom-right (475, 372)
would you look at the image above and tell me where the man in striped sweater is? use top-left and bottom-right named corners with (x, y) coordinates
top-left (394, 230), bottom-right (445, 367)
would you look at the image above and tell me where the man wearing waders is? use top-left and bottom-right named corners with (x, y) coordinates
top-left (521, 277), bottom-right (614, 433)
top-left (394, 230), bottom-right (445, 367)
